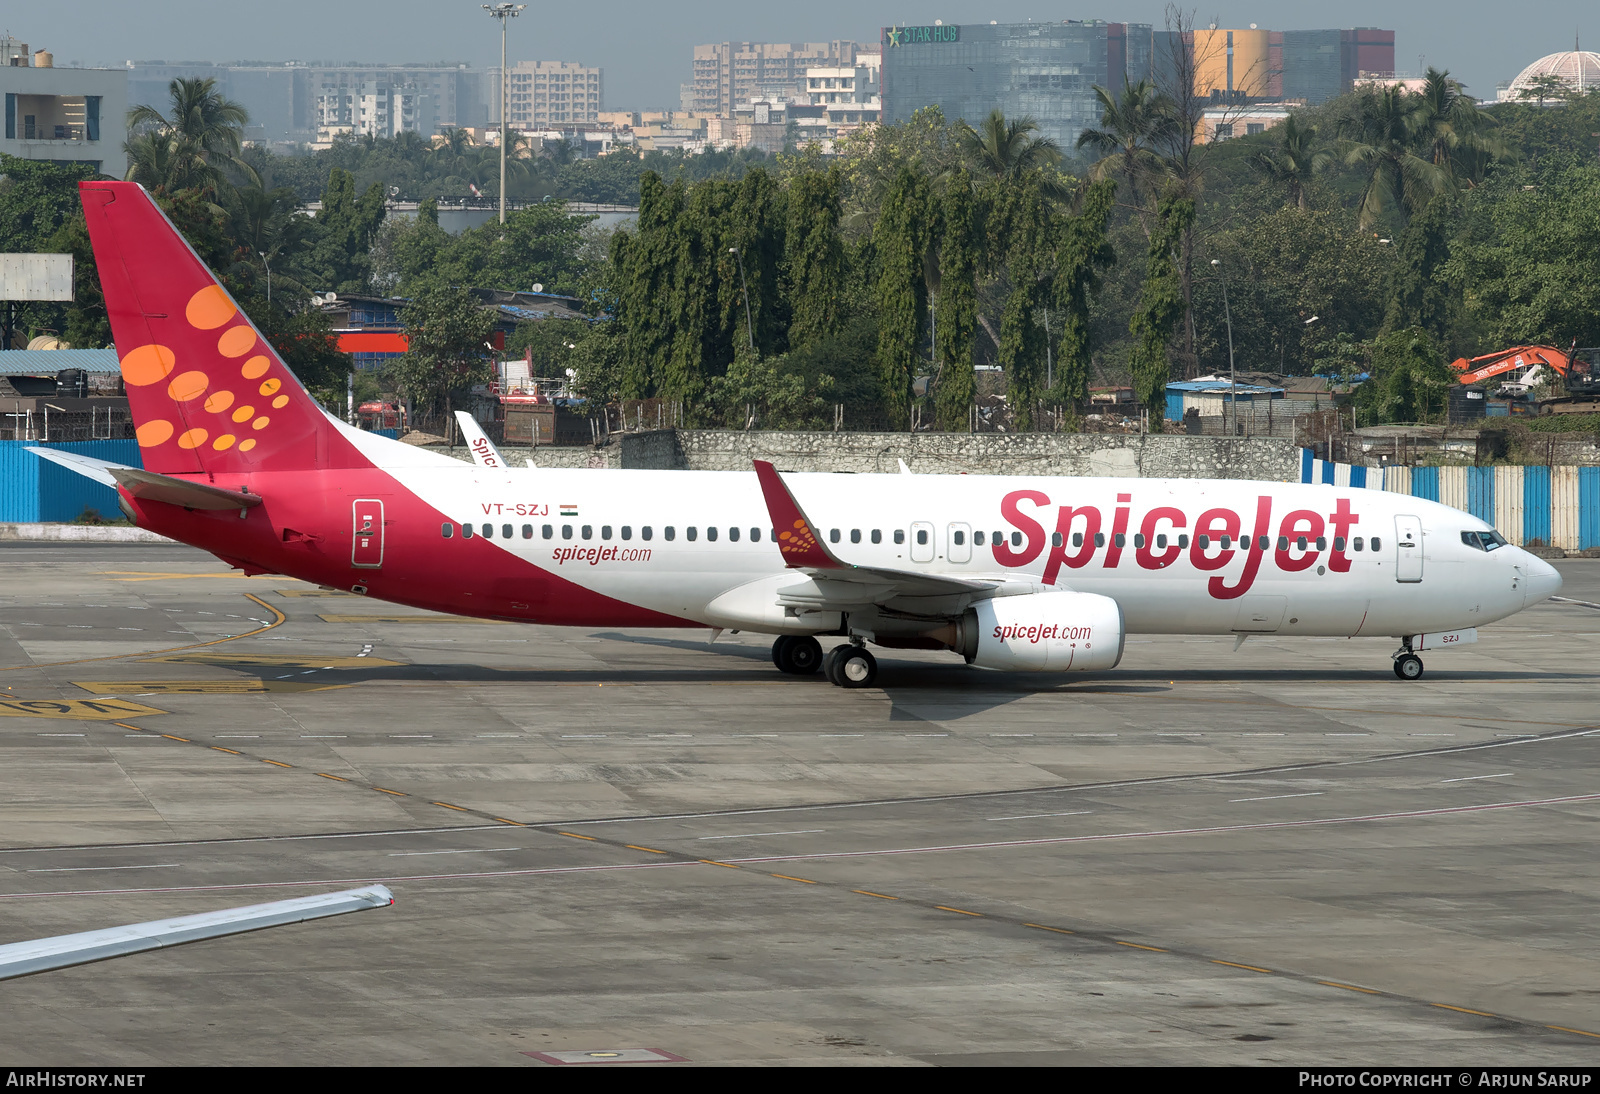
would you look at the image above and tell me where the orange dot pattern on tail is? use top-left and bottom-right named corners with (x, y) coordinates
top-left (136, 419), bottom-right (174, 447)
top-left (167, 370), bottom-right (208, 402)
top-left (204, 390), bottom-right (234, 413)
top-left (241, 356), bottom-right (270, 379)
top-left (185, 285), bottom-right (236, 330)
top-left (217, 326), bottom-right (256, 358)
top-left (778, 518), bottom-right (819, 559)
top-left (177, 428), bottom-right (208, 450)
top-left (120, 344), bottom-right (176, 387)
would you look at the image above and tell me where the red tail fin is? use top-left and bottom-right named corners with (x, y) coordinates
top-left (80, 181), bottom-right (355, 475)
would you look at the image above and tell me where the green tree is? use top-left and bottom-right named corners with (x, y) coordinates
top-left (1340, 85), bottom-right (1447, 229)
top-left (957, 110), bottom-right (1066, 190)
top-left (1249, 116), bottom-right (1330, 211)
top-left (1050, 178), bottom-right (1117, 405)
top-left (934, 168), bottom-right (979, 430)
top-left (995, 175), bottom-right (1054, 428)
top-left (1128, 192), bottom-right (1195, 427)
top-left (783, 167), bottom-right (847, 350)
top-left (875, 166), bottom-right (932, 429)
top-left (389, 285), bottom-right (497, 432)
top-left (307, 168), bottom-right (387, 293)
top-left (1384, 193), bottom-right (1459, 343)
top-left (1076, 79), bottom-right (1175, 227)
top-left (1358, 326), bottom-right (1454, 424)
top-left (125, 77), bottom-right (251, 198)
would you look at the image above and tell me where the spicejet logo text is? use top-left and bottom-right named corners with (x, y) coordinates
top-left (993, 490), bottom-right (1361, 600)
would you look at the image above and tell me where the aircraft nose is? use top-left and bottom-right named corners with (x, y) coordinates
top-left (1520, 552), bottom-right (1563, 607)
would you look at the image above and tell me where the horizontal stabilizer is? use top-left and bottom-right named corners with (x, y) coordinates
top-left (111, 467), bottom-right (263, 511)
top-left (24, 446), bottom-right (124, 488)
top-left (0, 885), bottom-right (393, 980)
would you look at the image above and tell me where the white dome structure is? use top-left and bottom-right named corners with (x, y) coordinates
top-left (1499, 49), bottom-right (1600, 100)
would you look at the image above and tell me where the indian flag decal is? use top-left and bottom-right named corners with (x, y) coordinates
top-left (560, 504), bottom-right (578, 516)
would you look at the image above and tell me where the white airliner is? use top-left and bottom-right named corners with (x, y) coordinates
top-left (37, 182), bottom-right (1564, 688)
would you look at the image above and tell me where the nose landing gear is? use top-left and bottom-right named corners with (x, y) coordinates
top-left (1392, 638), bottom-right (1423, 680)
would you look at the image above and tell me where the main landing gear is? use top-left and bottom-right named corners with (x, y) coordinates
top-left (823, 641), bottom-right (878, 689)
top-left (772, 635), bottom-right (822, 675)
top-left (1393, 639), bottom-right (1424, 681)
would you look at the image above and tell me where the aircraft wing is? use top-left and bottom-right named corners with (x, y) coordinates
top-left (0, 886), bottom-right (392, 980)
top-left (455, 411), bottom-right (508, 470)
top-left (28, 448), bottom-right (262, 511)
top-left (752, 459), bottom-right (1013, 610)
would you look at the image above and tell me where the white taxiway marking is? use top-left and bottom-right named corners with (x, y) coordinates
top-left (1230, 792), bottom-right (1325, 803)
top-left (1441, 772), bottom-right (1513, 783)
top-left (561, 735), bottom-right (606, 739)
top-left (301, 735), bottom-right (346, 738)
top-left (696, 830), bottom-right (824, 841)
top-left (386, 848), bottom-right (519, 857)
top-left (29, 864), bottom-right (180, 873)
top-left (216, 735), bottom-right (259, 739)
top-left (388, 735), bottom-right (433, 739)
top-left (477, 734), bottom-right (522, 738)
top-left (987, 811), bottom-right (1093, 822)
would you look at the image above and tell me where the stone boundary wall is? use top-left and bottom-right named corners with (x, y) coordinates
top-left (0, 523), bottom-right (172, 542)
top-left (619, 430), bottom-right (1300, 480)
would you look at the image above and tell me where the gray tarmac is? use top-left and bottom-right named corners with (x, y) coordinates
top-left (0, 543), bottom-right (1597, 1065)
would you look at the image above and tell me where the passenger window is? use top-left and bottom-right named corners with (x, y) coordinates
top-left (1334, 537), bottom-right (1346, 551)
top-left (582, 525), bottom-right (593, 540)
top-left (993, 530), bottom-right (1003, 545)
top-left (1197, 535), bottom-right (1209, 549)
top-left (665, 526), bottom-right (675, 541)
top-left (871, 529), bottom-right (882, 544)
top-left (642, 526), bottom-right (653, 541)
top-left (1296, 537), bottom-right (1307, 550)
top-left (1354, 537), bottom-right (1363, 551)
top-left (1072, 532), bottom-right (1083, 548)
top-left (1258, 536), bottom-right (1270, 550)
top-left (1095, 533), bottom-right (1106, 547)
top-left (502, 524), bottom-right (513, 539)
top-left (1221, 535), bottom-right (1231, 549)
top-left (953, 530), bottom-right (965, 546)
top-left (687, 527), bottom-right (698, 541)
top-left (1114, 533), bottom-right (1125, 548)
top-left (441, 522), bottom-right (454, 538)
top-left (830, 529), bottom-right (840, 543)
top-left (850, 529), bottom-right (861, 544)
top-left (1316, 537), bottom-right (1326, 551)
top-left (601, 525), bottom-right (612, 540)
top-left (973, 531), bottom-right (983, 546)
top-left (894, 529), bottom-right (905, 545)
top-left (1178, 534), bottom-right (1189, 549)
top-left (542, 524), bottom-right (553, 539)
top-left (706, 526), bottom-right (717, 542)
top-left (1052, 532), bottom-right (1063, 548)
top-left (1155, 534), bottom-right (1166, 549)
top-left (1010, 531), bottom-right (1021, 547)
top-left (621, 526), bottom-right (632, 541)
top-left (750, 528), bottom-right (760, 542)
top-left (1371, 537), bottom-right (1382, 551)
top-left (1278, 536), bottom-right (1289, 551)
top-left (482, 523), bottom-right (493, 538)
top-left (463, 524), bottom-right (474, 539)
top-left (522, 524), bottom-right (533, 539)
top-left (1133, 534), bottom-right (1145, 549)
top-left (729, 527), bottom-right (740, 542)
top-left (917, 529), bottom-right (929, 546)
top-left (562, 525), bottom-right (573, 540)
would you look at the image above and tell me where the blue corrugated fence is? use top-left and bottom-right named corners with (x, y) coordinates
top-left (0, 440), bottom-right (142, 523)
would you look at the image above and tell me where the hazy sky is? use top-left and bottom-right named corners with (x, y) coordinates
top-left (12, 2), bottom-right (1595, 107)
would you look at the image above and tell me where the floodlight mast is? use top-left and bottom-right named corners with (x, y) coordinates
top-left (483, 4), bottom-right (526, 226)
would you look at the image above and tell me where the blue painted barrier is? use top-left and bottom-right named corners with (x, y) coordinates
top-left (0, 440), bottom-right (142, 523)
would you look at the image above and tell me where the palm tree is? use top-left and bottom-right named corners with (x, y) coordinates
top-left (1414, 67), bottom-right (1509, 186)
top-left (1339, 85), bottom-right (1447, 229)
top-left (1249, 115), bottom-right (1330, 211)
top-left (957, 109), bottom-right (1062, 181)
top-left (125, 77), bottom-right (251, 198)
top-left (1076, 80), bottom-right (1177, 226)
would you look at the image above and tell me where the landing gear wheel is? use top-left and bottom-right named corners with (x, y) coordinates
top-left (773, 635), bottom-right (823, 675)
top-left (835, 646), bottom-right (878, 689)
top-left (822, 645), bottom-right (848, 686)
top-left (1394, 653), bottom-right (1424, 680)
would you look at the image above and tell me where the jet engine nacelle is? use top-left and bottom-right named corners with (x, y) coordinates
top-left (955, 591), bottom-right (1125, 672)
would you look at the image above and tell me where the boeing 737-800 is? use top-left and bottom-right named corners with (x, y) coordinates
top-left (34, 182), bottom-right (1563, 688)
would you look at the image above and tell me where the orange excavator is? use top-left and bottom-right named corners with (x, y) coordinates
top-left (1450, 344), bottom-right (1574, 387)
top-left (1450, 341), bottom-right (1600, 411)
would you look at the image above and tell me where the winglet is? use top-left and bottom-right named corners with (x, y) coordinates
top-left (454, 410), bottom-right (506, 470)
top-left (752, 460), bottom-right (843, 570)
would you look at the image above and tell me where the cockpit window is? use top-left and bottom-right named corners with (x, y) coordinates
top-left (1461, 530), bottom-right (1508, 552)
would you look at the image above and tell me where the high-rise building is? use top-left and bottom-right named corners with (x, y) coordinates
top-left (1, 37), bottom-right (127, 175)
top-left (1280, 28), bottom-right (1395, 104)
top-left (126, 61), bottom-right (488, 143)
top-left (498, 60), bottom-right (601, 129)
top-left (692, 41), bottom-right (864, 116)
top-left (1190, 27), bottom-right (1273, 100)
top-left (880, 21), bottom-right (1151, 153)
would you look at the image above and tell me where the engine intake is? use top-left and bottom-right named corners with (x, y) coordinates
top-left (954, 591), bottom-right (1125, 672)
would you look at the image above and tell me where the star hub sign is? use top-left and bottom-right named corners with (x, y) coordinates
top-left (884, 24), bottom-right (961, 47)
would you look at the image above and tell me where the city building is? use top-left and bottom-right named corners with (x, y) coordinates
top-left (881, 21), bottom-right (1150, 153)
top-left (1279, 28), bottom-right (1396, 104)
top-left (497, 60), bottom-right (601, 128)
top-left (126, 61), bottom-right (487, 144)
top-left (692, 41), bottom-right (864, 117)
top-left (1, 37), bottom-right (126, 175)
top-left (1497, 49), bottom-right (1600, 101)
top-left (1196, 103), bottom-right (1291, 143)
top-left (1191, 26), bottom-right (1273, 100)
